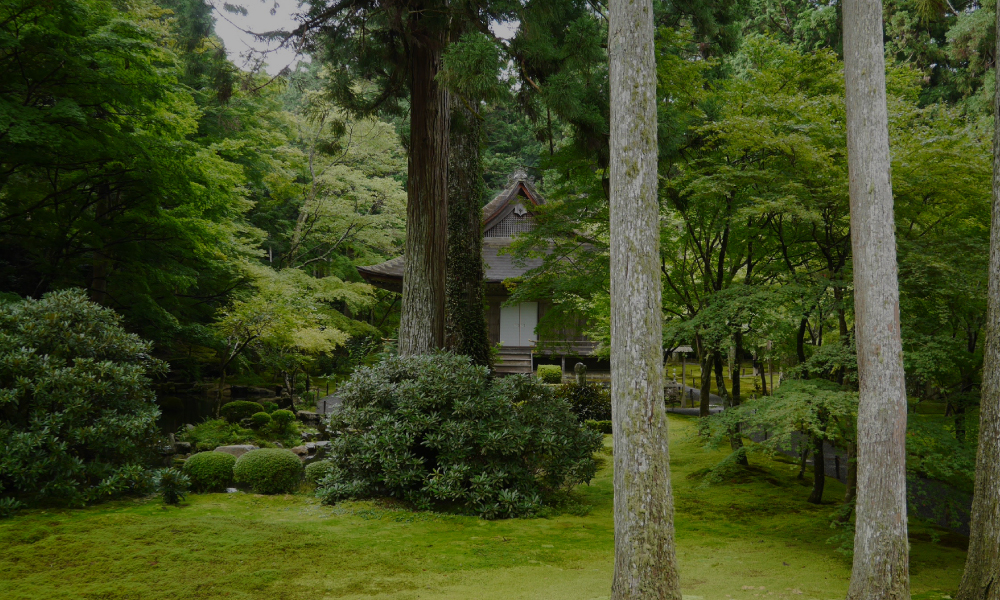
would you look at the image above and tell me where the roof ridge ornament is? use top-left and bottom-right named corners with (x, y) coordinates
top-left (507, 168), bottom-right (531, 186)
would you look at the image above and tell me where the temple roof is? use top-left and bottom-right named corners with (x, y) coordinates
top-left (356, 173), bottom-right (545, 292)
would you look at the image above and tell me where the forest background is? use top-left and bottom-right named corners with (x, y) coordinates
top-left (0, 0), bottom-right (994, 468)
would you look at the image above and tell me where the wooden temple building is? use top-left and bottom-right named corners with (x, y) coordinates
top-left (356, 174), bottom-right (600, 375)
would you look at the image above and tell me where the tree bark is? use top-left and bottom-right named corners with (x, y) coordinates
top-left (445, 92), bottom-right (492, 367)
top-left (699, 348), bottom-right (713, 417)
top-left (608, 0), bottom-right (681, 593)
top-left (843, 0), bottom-right (911, 594)
top-left (808, 435), bottom-right (826, 504)
top-left (956, 6), bottom-right (1000, 594)
top-left (398, 23), bottom-right (449, 356)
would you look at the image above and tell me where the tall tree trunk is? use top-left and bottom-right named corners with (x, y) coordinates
top-left (445, 92), bottom-right (491, 367)
top-left (843, 0), bottom-right (911, 593)
top-left (699, 348), bottom-right (713, 417)
top-left (728, 331), bottom-right (747, 463)
top-left (714, 353), bottom-right (729, 403)
top-left (808, 435), bottom-right (826, 504)
top-left (398, 24), bottom-right (449, 356)
top-left (796, 316), bottom-right (808, 364)
top-left (956, 8), bottom-right (1000, 594)
top-left (608, 0), bottom-right (681, 593)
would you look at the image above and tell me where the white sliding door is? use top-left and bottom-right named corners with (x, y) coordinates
top-left (499, 302), bottom-right (538, 347)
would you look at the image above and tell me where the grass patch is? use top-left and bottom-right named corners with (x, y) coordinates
top-left (0, 415), bottom-right (965, 600)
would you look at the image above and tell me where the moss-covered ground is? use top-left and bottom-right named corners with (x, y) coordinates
top-left (0, 415), bottom-right (966, 600)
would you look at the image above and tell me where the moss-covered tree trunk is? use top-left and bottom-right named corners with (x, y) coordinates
top-left (843, 0), bottom-right (911, 593)
top-left (399, 18), bottom-right (449, 356)
top-left (608, 0), bottom-right (681, 594)
top-left (699, 347), bottom-right (713, 417)
top-left (445, 93), bottom-right (492, 367)
top-left (808, 435), bottom-right (826, 504)
top-left (956, 6), bottom-right (1000, 595)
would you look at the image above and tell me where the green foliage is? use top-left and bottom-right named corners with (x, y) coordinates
top-left (250, 412), bottom-right (272, 429)
top-left (220, 401), bottom-right (263, 424)
top-left (233, 449), bottom-right (303, 495)
top-left (182, 452), bottom-right (236, 493)
top-left (906, 417), bottom-right (978, 492)
top-left (555, 384), bottom-right (612, 422)
top-left (156, 468), bottom-right (191, 505)
top-left (584, 420), bottom-right (612, 435)
top-left (536, 365), bottom-right (562, 384)
top-left (304, 460), bottom-right (335, 485)
top-left (270, 410), bottom-right (295, 432)
top-left (180, 419), bottom-right (257, 451)
top-left (316, 354), bottom-right (602, 518)
top-left (0, 497), bottom-right (24, 519)
top-left (0, 290), bottom-right (164, 506)
top-left (261, 402), bottom-right (279, 413)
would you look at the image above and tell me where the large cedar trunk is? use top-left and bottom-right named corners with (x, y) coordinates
top-left (608, 0), bottom-right (681, 593)
top-left (956, 6), bottom-right (1000, 595)
top-left (843, 0), bottom-right (911, 594)
top-left (398, 22), bottom-right (449, 356)
top-left (445, 93), bottom-right (492, 367)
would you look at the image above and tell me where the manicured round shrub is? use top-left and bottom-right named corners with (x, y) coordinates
top-left (555, 383), bottom-right (612, 421)
top-left (317, 354), bottom-right (602, 518)
top-left (220, 401), bottom-right (263, 424)
top-left (250, 412), bottom-right (272, 429)
top-left (536, 364), bottom-right (562, 384)
top-left (233, 449), bottom-right (302, 494)
top-left (305, 460), bottom-right (334, 485)
top-left (270, 409), bottom-right (295, 431)
top-left (182, 451), bottom-right (236, 492)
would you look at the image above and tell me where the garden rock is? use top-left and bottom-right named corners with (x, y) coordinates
top-left (214, 445), bottom-right (258, 458)
top-left (291, 445), bottom-right (309, 456)
top-left (173, 441), bottom-right (192, 454)
top-left (300, 431), bottom-right (317, 442)
top-left (296, 411), bottom-right (320, 426)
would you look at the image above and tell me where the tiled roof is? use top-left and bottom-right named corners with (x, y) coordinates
top-left (356, 238), bottom-right (544, 285)
top-left (357, 174), bottom-right (545, 289)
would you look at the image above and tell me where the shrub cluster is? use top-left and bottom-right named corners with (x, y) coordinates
top-left (270, 409), bottom-right (295, 432)
top-left (0, 289), bottom-right (165, 506)
top-left (585, 420), bottom-right (613, 434)
top-left (156, 468), bottom-right (190, 505)
top-left (555, 383), bottom-right (612, 421)
top-left (220, 401), bottom-right (263, 424)
top-left (182, 452), bottom-right (236, 492)
top-left (316, 353), bottom-right (603, 518)
top-left (536, 365), bottom-right (562, 383)
top-left (305, 460), bottom-right (334, 485)
top-left (250, 412), bottom-right (272, 429)
top-left (234, 449), bottom-right (302, 494)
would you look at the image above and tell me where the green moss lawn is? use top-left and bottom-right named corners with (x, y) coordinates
top-left (0, 415), bottom-right (966, 600)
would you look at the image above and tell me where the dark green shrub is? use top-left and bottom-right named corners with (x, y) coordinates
top-left (585, 420), bottom-right (613, 434)
top-left (555, 383), bottom-right (612, 421)
top-left (156, 468), bottom-right (190, 505)
top-left (0, 498), bottom-right (24, 519)
top-left (0, 289), bottom-right (165, 506)
top-left (182, 452), bottom-right (236, 492)
top-left (233, 449), bottom-right (302, 494)
top-left (261, 401), bottom-right (279, 413)
top-left (305, 460), bottom-right (334, 485)
top-left (270, 409), bottom-right (295, 432)
top-left (220, 401), bottom-right (262, 424)
top-left (536, 364), bottom-right (562, 383)
top-left (250, 412), bottom-right (272, 429)
top-left (316, 353), bottom-right (602, 518)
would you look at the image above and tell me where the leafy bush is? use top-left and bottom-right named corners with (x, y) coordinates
top-left (250, 412), bottom-right (272, 429)
top-left (305, 460), bottom-right (334, 485)
top-left (270, 409), bottom-right (295, 432)
top-left (156, 468), bottom-right (190, 505)
top-left (0, 289), bottom-right (165, 506)
top-left (536, 365), bottom-right (562, 383)
top-left (182, 452), bottom-right (236, 492)
top-left (555, 383), bottom-right (612, 421)
top-left (179, 418), bottom-right (301, 451)
top-left (317, 353), bottom-right (603, 518)
top-left (261, 401), bottom-right (279, 413)
top-left (585, 420), bottom-right (613, 434)
top-left (220, 401), bottom-right (263, 424)
top-left (0, 497), bottom-right (24, 519)
top-left (233, 449), bottom-right (302, 494)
